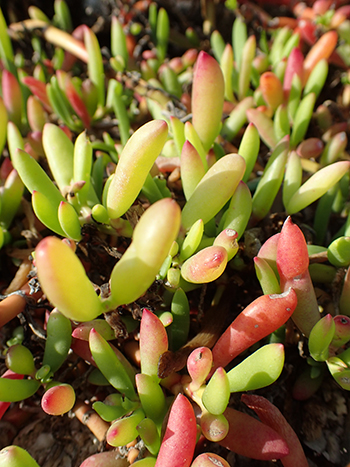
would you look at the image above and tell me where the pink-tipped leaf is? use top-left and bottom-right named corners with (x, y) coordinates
top-left (155, 394), bottom-right (197, 467)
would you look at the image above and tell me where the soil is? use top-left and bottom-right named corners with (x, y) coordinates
top-left (1, 1), bottom-right (350, 466)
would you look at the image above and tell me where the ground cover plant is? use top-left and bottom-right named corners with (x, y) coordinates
top-left (1, 0), bottom-right (350, 465)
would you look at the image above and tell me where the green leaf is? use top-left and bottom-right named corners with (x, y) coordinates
top-left (290, 93), bottom-right (316, 147)
top-left (0, 378), bottom-right (40, 402)
top-left (5, 345), bottom-right (35, 375)
top-left (202, 367), bottom-right (230, 415)
top-left (35, 236), bottom-right (103, 321)
top-left (84, 26), bottom-right (105, 107)
top-left (109, 199), bottom-right (181, 308)
top-left (286, 161), bottom-right (350, 214)
top-left (309, 314), bottom-right (335, 362)
top-left (0, 446), bottom-right (40, 467)
top-left (227, 344), bottom-right (285, 392)
top-left (43, 309), bottom-right (72, 373)
top-left (73, 131), bottom-right (92, 205)
top-left (252, 136), bottom-right (289, 221)
top-left (11, 149), bottom-right (65, 206)
top-left (169, 288), bottom-right (190, 350)
top-left (106, 120), bottom-right (168, 219)
top-left (239, 123), bottom-right (260, 183)
top-left (89, 329), bottom-right (136, 400)
top-left (182, 154), bottom-right (246, 230)
top-left (32, 191), bottom-right (66, 236)
top-left (58, 201), bottom-right (82, 241)
top-left (327, 236), bottom-right (350, 267)
top-left (42, 123), bottom-right (74, 193)
top-left (135, 373), bottom-right (167, 424)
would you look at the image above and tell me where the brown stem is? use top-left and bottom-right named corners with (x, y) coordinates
top-left (73, 399), bottom-right (109, 442)
top-left (157, 288), bottom-right (233, 379)
top-left (0, 281), bottom-right (42, 329)
top-left (0, 293), bottom-right (27, 329)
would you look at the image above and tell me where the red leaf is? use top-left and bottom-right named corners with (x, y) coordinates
top-left (218, 406), bottom-right (289, 460)
top-left (66, 81), bottom-right (91, 128)
top-left (276, 217), bottom-right (309, 281)
top-left (242, 394), bottom-right (308, 467)
top-left (211, 288), bottom-right (297, 373)
top-left (155, 394), bottom-right (197, 467)
top-left (22, 77), bottom-right (52, 112)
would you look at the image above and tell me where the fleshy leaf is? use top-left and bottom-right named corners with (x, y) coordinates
top-left (239, 123), bottom-right (260, 183)
top-left (79, 451), bottom-right (129, 467)
top-left (179, 219), bottom-right (204, 261)
top-left (11, 149), bottom-right (65, 207)
top-left (84, 26), bottom-right (105, 107)
top-left (218, 406), bottom-right (289, 460)
top-left (326, 357), bottom-right (350, 391)
top-left (41, 383), bottom-right (76, 415)
top-left (308, 314), bottom-right (335, 361)
top-left (290, 93), bottom-right (316, 148)
top-left (303, 30), bottom-right (338, 83)
top-left (35, 236), bottom-right (103, 321)
top-left (187, 347), bottom-right (213, 391)
top-left (191, 453), bottom-right (231, 467)
top-left (260, 71), bottom-right (283, 111)
top-left (211, 288), bottom-right (297, 372)
top-left (109, 199), bottom-right (181, 307)
top-left (73, 131), bottom-right (92, 205)
top-left (32, 191), bottom-right (66, 236)
top-left (192, 51), bottom-right (224, 153)
top-left (106, 120), bottom-right (168, 219)
top-left (242, 394), bottom-right (308, 467)
top-left (221, 96), bottom-right (255, 141)
top-left (42, 123), bottom-right (74, 193)
top-left (238, 35), bottom-right (256, 100)
top-left (276, 217), bottom-right (309, 280)
top-left (200, 412), bottom-right (229, 442)
top-left (180, 141), bottom-right (206, 201)
top-left (155, 394), bottom-right (197, 467)
top-left (327, 236), bottom-right (350, 267)
top-left (89, 329), bottom-right (136, 400)
top-left (106, 408), bottom-right (145, 447)
top-left (72, 319), bottom-right (114, 341)
top-left (0, 446), bottom-right (40, 467)
top-left (0, 377), bottom-right (40, 402)
top-left (226, 344), bottom-right (285, 392)
top-left (283, 151), bottom-right (302, 209)
top-left (5, 345), bottom-right (35, 376)
top-left (137, 418), bottom-right (160, 455)
top-left (213, 229), bottom-right (238, 261)
top-left (0, 169), bottom-right (24, 229)
top-left (246, 108), bottom-right (278, 149)
top-left (181, 246), bottom-right (228, 284)
top-left (140, 309), bottom-right (168, 380)
top-left (58, 201), bottom-right (82, 241)
top-left (170, 288), bottom-right (190, 350)
top-left (277, 217), bottom-right (320, 336)
top-left (93, 396), bottom-right (130, 422)
top-left (286, 161), bottom-right (350, 214)
top-left (221, 181), bottom-right (252, 240)
top-left (202, 367), bottom-right (230, 415)
top-left (135, 373), bottom-right (167, 423)
top-left (252, 136), bottom-right (289, 222)
top-left (42, 309), bottom-right (72, 373)
top-left (254, 257), bottom-right (281, 295)
top-left (181, 154), bottom-right (245, 230)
